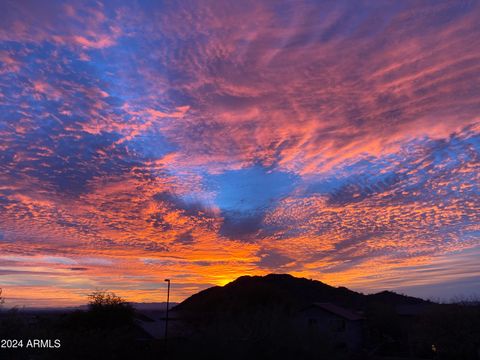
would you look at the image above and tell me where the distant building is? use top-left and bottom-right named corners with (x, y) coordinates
top-left (296, 302), bottom-right (364, 351)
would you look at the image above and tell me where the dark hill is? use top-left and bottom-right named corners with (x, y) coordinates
top-left (366, 290), bottom-right (429, 306)
top-left (174, 273), bottom-right (428, 315)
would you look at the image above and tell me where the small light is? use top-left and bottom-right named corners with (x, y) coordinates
top-left (432, 344), bottom-right (437, 352)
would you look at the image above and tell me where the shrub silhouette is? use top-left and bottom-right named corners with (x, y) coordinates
top-left (56, 291), bottom-right (142, 360)
top-left (86, 291), bottom-right (135, 329)
top-left (88, 291), bottom-right (128, 308)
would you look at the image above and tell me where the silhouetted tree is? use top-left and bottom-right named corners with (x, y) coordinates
top-left (88, 291), bottom-right (127, 308)
top-left (85, 291), bottom-right (135, 329)
top-left (55, 291), bottom-right (144, 360)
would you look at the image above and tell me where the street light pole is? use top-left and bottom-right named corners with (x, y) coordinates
top-left (164, 279), bottom-right (170, 345)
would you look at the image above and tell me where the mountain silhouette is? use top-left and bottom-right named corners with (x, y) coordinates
top-left (174, 273), bottom-right (428, 315)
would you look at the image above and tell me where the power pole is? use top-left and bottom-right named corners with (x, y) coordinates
top-left (164, 279), bottom-right (170, 345)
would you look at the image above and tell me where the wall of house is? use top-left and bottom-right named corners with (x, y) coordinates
top-left (295, 307), bottom-right (363, 351)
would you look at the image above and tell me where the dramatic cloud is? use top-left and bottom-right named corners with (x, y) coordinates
top-left (0, 0), bottom-right (478, 306)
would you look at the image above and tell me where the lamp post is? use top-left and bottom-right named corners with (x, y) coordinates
top-left (164, 279), bottom-right (170, 344)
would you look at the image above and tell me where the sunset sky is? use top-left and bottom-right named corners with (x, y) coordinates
top-left (0, 0), bottom-right (479, 307)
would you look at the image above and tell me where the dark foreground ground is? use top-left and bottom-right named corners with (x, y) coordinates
top-left (1, 275), bottom-right (479, 360)
top-left (0, 301), bottom-right (479, 360)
